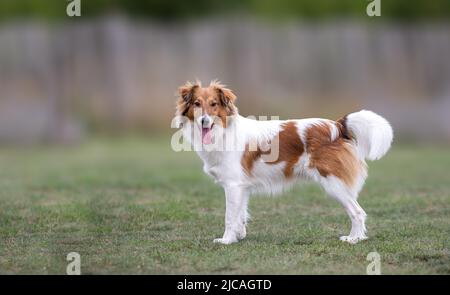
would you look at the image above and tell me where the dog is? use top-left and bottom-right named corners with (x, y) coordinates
top-left (175, 80), bottom-right (393, 244)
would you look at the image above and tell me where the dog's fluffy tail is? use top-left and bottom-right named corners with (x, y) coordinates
top-left (340, 110), bottom-right (393, 161)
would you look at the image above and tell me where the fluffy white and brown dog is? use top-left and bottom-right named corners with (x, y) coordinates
top-left (175, 80), bottom-right (393, 245)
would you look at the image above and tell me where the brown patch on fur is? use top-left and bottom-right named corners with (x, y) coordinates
top-left (176, 80), bottom-right (237, 127)
top-left (241, 144), bottom-right (264, 176)
top-left (336, 115), bottom-right (352, 140)
top-left (241, 121), bottom-right (304, 178)
top-left (305, 122), bottom-right (361, 187)
top-left (275, 121), bottom-right (305, 177)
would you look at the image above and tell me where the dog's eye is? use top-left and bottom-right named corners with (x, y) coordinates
top-left (210, 102), bottom-right (217, 107)
top-left (194, 101), bottom-right (201, 107)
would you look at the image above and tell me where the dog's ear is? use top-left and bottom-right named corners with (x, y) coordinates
top-left (176, 81), bottom-right (200, 117)
top-left (178, 81), bottom-right (199, 104)
top-left (210, 80), bottom-right (237, 114)
top-left (218, 87), bottom-right (237, 106)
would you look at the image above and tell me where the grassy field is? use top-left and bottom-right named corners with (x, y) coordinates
top-left (0, 137), bottom-right (449, 274)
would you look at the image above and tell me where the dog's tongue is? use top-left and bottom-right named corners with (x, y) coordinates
top-left (202, 127), bottom-right (212, 145)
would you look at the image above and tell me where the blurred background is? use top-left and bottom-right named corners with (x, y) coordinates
top-left (1, 0), bottom-right (450, 145)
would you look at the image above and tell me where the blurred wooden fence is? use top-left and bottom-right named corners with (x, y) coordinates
top-left (0, 17), bottom-right (449, 143)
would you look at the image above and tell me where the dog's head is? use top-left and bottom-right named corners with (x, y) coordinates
top-left (176, 80), bottom-right (237, 145)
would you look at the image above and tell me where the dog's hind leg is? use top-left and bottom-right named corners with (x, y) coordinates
top-left (321, 176), bottom-right (368, 244)
top-left (338, 198), bottom-right (367, 244)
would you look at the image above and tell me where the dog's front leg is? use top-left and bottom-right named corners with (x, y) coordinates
top-left (213, 185), bottom-right (245, 245)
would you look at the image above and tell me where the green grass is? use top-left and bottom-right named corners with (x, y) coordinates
top-left (0, 137), bottom-right (449, 274)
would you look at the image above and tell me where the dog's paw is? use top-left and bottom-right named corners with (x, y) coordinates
top-left (213, 237), bottom-right (238, 245)
top-left (236, 226), bottom-right (247, 240)
top-left (339, 235), bottom-right (368, 244)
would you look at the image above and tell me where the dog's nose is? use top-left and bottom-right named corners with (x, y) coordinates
top-left (201, 116), bottom-right (211, 127)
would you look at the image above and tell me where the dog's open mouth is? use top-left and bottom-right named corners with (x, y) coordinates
top-left (201, 123), bottom-right (214, 145)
